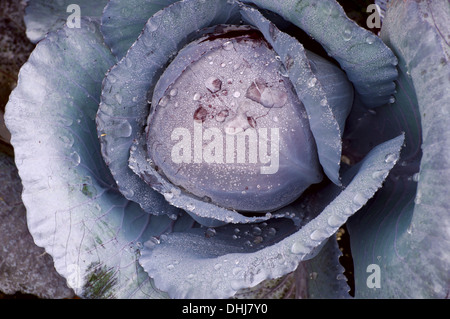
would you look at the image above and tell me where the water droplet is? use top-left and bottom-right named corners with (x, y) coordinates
top-left (125, 58), bottom-right (132, 68)
top-left (366, 35), bottom-right (376, 44)
top-left (169, 88), bottom-right (178, 97)
top-left (307, 77), bottom-right (317, 88)
top-left (253, 236), bottom-right (263, 244)
top-left (260, 88), bottom-right (287, 108)
top-left (193, 106), bottom-right (208, 123)
top-left (272, 116), bottom-right (279, 122)
top-left (309, 272), bottom-right (318, 280)
top-left (147, 19), bottom-right (158, 32)
top-left (412, 172), bottom-right (420, 182)
top-left (406, 223), bottom-right (413, 235)
top-left (310, 229), bottom-right (329, 241)
top-left (252, 226), bottom-right (262, 236)
top-left (114, 93), bottom-right (122, 104)
top-left (168, 213), bottom-right (178, 220)
top-left (205, 227), bottom-right (216, 238)
top-left (69, 151), bottom-right (80, 167)
top-left (352, 192), bottom-right (366, 206)
top-left (186, 203), bottom-right (196, 211)
top-left (221, 62), bottom-right (226, 68)
top-left (193, 92), bottom-right (201, 101)
top-left (166, 264), bottom-right (175, 270)
top-left (149, 236), bottom-right (160, 245)
top-left (327, 214), bottom-right (345, 227)
top-left (222, 41), bottom-right (234, 51)
top-left (414, 190), bottom-right (422, 205)
top-left (342, 26), bottom-right (353, 41)
top-left (389, 96), bottom-right (396, 104)
top-left (60, 117), bottom-right (73, 127)
top-left (233, 91), bottom-right (241, 98)
top-left (384, 153), bottom-right (398, 163)
top-left (121, 188), bottom-right (134, 198)
top-left (205, 77), bottom-right (222, 93)
top-left (290, 241), bottom-right (310, 255)
top-left (215, 109), bottom-right (229, 122)
top-left (115, 120), bottom-right (132, 138)
top-left (158, 95), bottom-right (169, 107)
top-left (336, 273), bottom-right (346, 280)
top-left (159, 191), bottom-right (173, 203)
top-left (372, 169), bottom-right (387, 181)
top-left (108, 74), bottom-right (117, 83)
top-left (275, 55), bottom-right (282, 61)
top-left (320, 98), bottom-right (328, 107)
top-left (267, 227), bottom-right (277, 236)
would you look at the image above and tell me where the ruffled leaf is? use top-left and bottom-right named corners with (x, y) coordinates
top-left (101, 0), bottom-right (179, 59)
top-left (139, 134), bottom-right (404, 298)
top-left (97, 0), bottom-right (242, 218)
top-left (241, 0), bottom-right (398, 109)
top-left (347, 0), bottom-right (450, 298)
top-left (240, 5), bottom-right (354, 185)
top-left (4, 19), bottom-right (176, 298)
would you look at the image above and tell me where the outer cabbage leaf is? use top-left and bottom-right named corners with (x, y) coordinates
top-left (347, 0), bottom-right (450, 298)
top-left (241, 0), bottom-right (398, 109)
top-left (139, 134), bottom-right (404, 298)
top-left (101, 0), bottom-right (179, 59)
top-left (4, 19), bottom-right (189, 298)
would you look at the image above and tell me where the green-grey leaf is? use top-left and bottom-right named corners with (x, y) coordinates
top-left (347, 0), bottom-right (450, 298)
top-left (101, 0), bottom-right (179, 59)
top-left (241, 0), bottom-right (398, 108)
top-left (4, 19), bottom-right (174, 298)
top-left (139, 134), bottom-right (404, 298)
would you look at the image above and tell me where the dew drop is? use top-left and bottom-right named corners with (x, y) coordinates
top-left (115, 120), bottom-right (132, 138)
top-left (366, 34), bottom-right (376, 44)
top-left (233, 91), bottom-right (241, 98)
top-left (327, 214), bottom-right (345, 227)
top-left (193, 106), bottom-right (208, 123)
top-left (169, 88), bottom-right (178, 97)
top-left (121, 188), bottom-right (134, 198)
top-left (414, 190), bottom-right (422, 205)
top-left (166, 264), bottom-right (174, 270)
top-left (290, 241), bottom-right (310, 255)
top-left (307, 77), bottom-right (317, 88)
top-left (320, 98), bottom-right (327, 107)
top-left (215, 109), bottom-right (229, 122)
top-left (147, 19), bottom-right (159, 32)
top-left (372, 169), bottom-right (387, 181)
top-left (114, 93), bottom-right (122, 104)
top-left (389, 96), bottom-right (396, 104)
top-left (252, 226), bottom-right (262, 236)
top-left (310, 229), bottom-right (329, 241)
top-left (205, 77), bottom-right (222, 93)
top-left (342, 26), bottom-right (353, 41)
top-left (222, 41), bottom-right (234, 51)
top-left (309, 272), bottom-right (318, 280)
top-left (186, 203), bottom-right (196, 211)
top-left (69, 151), bottom-right (81, 167)
top-left (412, 172), bottom-right (420, 182)
top-left (352, 192), bottom-right (366, 206)
top-left (125, 58), bottom-right (132, 68)
top-left (193, 92), bottom-right (201, 101)
top-left (158, 95), bottom-right (169, 107)
top-left (267, 227), bottom-right (277, 236)
top-left (384, 153), bottom-right (398, 163)
top-left (205, 227), bottom-right (216, 238)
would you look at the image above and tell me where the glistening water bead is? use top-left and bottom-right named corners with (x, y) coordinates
top-left (146, 25), bottom-right (323, 212)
